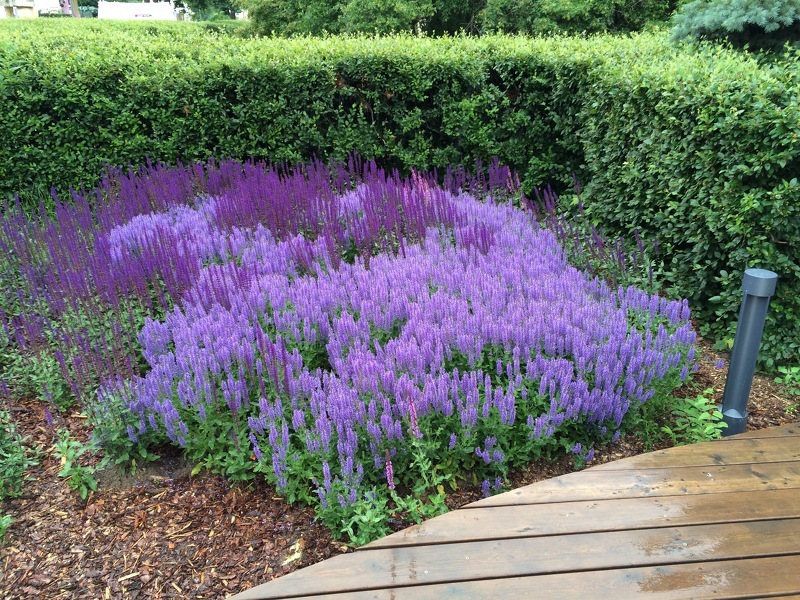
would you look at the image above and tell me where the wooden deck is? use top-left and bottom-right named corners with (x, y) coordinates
top-left (231, 423), bottom-right (800, 599)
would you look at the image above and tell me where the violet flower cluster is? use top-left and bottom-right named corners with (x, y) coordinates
top-left (0, 157), bottom-right (695, 517)
top-left (99, 171), bottom-right (695, 510)
top-left (0, 158), bottom-right (467, 401)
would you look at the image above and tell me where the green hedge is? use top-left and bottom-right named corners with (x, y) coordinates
top-left (1, 21), bottom-right (798, 366)
top-left (0, 21), bottom-right (585, 204)
top-left (577, 39), bottom-right (800, 366)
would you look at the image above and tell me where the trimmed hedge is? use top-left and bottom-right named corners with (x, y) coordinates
top-left (577, 39), bottom-right (800, 366)
top-left (1, 21), bottom-right (798, 367)
top-left (0, 21), bottom-right (585, 204)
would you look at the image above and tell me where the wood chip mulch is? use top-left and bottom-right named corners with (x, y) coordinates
top-left (1, 339), bottom-right (797, 599)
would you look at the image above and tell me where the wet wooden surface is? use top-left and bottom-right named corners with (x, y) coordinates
top-left (231, 423), bottom-right (800, 599)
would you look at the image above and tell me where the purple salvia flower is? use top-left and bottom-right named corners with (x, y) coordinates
top-left (384, 450), bottom-right (395, 490)
top-left (249, 433), bottom-right (263, 461)
top-left (481, 479), bottom-right (491, 498)
top-left (407, 393), bottom-right (421, 439)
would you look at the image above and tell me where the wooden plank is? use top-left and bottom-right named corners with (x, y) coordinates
top-left (230, 519), bottom-right (800, 599)
top-left (467, 460), bottom-right (800, 508)
top-left (365, 487), bottom-right (800, 549)
top-left (590, 436), bottom-right (800, 471)
top-left (720, 423), bottom-right (799, 440)
top-left (262, 555), bottom-right (800, 600)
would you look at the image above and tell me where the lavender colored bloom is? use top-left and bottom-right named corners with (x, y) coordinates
top-left (1, 156), bottom-right (698, 528)
top-left (407, 396), bottom-right (422, 439)
top-left (249, 433), bottom-right (263, 461)
top-left (385, 451), bottom-right (395, 491)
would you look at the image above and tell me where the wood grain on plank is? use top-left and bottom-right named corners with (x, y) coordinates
top-left (232, 519), bottom-right (800, 599)
top-left (719, 423), bottom-right (799, 440)
top-left (589, 436), bottom-right (800, 470)
top-left (270, 555), bottom-right (800, 600)
top-left (366, 487), bottom-right (800, 548)
top-left (467, 460), bottom-right (800, 508)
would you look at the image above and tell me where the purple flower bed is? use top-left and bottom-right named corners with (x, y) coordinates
top-left (0, 158), bottom-right (696, 544)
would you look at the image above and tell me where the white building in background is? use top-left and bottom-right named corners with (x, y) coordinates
top-left (2, 0), bottom-right (81, 17)
top-left (98, 0), bottom-right (179, 20)
top-left (2, 0), bottom-right (185, 20)
top-left (1, 0), bottom-right (37, 17)
top-left (35, 0), bottom-right (63, 14)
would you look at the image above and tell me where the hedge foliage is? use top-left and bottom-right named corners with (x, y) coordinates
top-left (1, 21), bottom-right (799, 367)
top-left (0, 20), bottom-right (588, 202)
top-left (576, 38), bottom-right (800, 367)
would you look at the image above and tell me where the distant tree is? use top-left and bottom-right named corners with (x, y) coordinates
top-left (241, 0), bottom-right (336, 35)
top-left (428, 0), bottom-right (485, 33)
top-left (240, 0), bottom-right (679, 36)
top-left (479, 0), bottom-right (680, 35)
top-left (671, 0), bottom-right (800, 50)
top-left (183, 0), bottom-right (238, 19)
top-left (243, 0), bottom-right (442, 35)
top-left (339, 0), bottom-right (433, 33)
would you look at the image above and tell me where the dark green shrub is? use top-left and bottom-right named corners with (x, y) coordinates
top-left (241, 0), bottom-right (676, 36)
top-left (671, 0), bottom-right (800, 50)
top-left (577, 37), bottom-right (800, 366)
top-left (479, 0), bottom-right (680, 35)
top-left (0, 23), bottom-right (585, 206)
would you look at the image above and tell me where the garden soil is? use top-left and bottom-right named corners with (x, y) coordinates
top-left (1, 340), bottom-right (797, 599)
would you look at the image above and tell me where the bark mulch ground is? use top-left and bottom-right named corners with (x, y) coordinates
top-left (1, 341), bottom-right (797, 599)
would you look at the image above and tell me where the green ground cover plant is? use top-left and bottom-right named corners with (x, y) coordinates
top-left (0, 513), bottom-right (12, 546)
top-left (0, 158), bottom-right (707, 545)
top-left (0, 408), bottom-right (38, 501)
top-left (52, 428), bottom-right (107, 502)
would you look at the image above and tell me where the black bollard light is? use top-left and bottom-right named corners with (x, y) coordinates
top-left (720, 268), bottom-right (778, 436)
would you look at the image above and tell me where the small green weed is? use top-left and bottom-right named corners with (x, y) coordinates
top-left (0, 408), bottom-right (39, 500)
top-left (775, 365), bottom-right (800, 414)
top-left (53, 428), bottom-right (108, 502)
top-left (661, 389), bottom-right (727, 445)
top-left (3, 350), bottom-right (72, 411)
top-left (0, 513), bottom-right (13, 545)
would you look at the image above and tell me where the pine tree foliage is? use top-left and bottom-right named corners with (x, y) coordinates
top-left (671, 0), bottom-right (800, 49)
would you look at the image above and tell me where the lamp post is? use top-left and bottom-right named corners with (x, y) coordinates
top-left (720, 268), bottom-right (778, 436)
